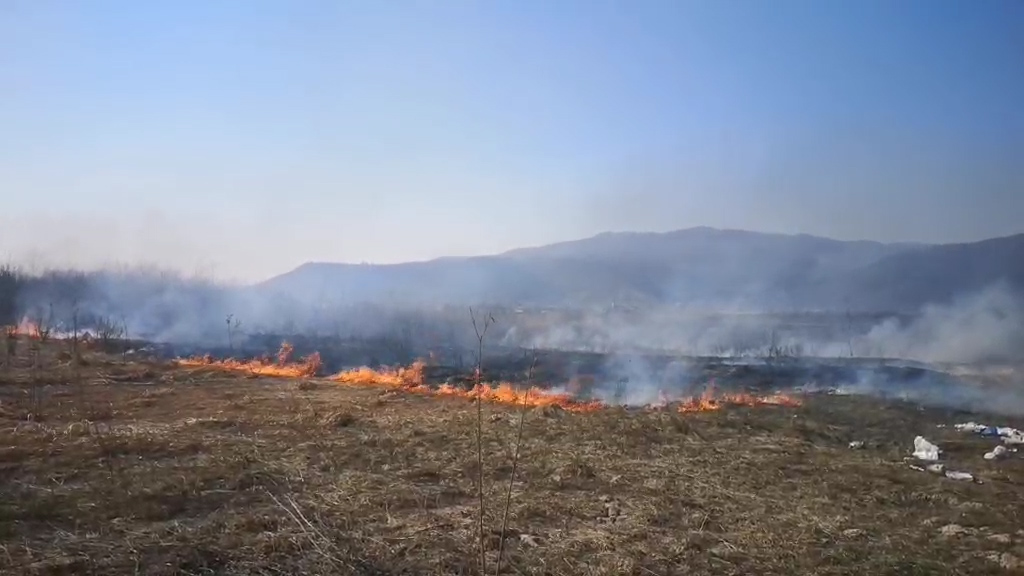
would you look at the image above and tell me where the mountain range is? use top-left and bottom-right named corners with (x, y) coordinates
top-left (258, 228), bottom-right (1024, 312)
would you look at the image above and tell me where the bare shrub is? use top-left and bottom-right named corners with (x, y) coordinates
top-left (277, 341), bottom-right (295, 366)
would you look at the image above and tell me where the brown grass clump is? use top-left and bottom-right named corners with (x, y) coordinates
top-left (2, 342), bottom-right (1024, 575)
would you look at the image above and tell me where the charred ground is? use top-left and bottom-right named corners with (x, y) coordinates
top-left (2, 342), bottom-right (1024, 575)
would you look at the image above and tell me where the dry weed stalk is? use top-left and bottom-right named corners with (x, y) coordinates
top-left (3, 325), bottom-right (15, 370)
top-left (469, 307), bottom-right (495, 575)
top-left (495, 353), bottom-right (537, 576)
top-left (267, 490), bottom-right (354, 572)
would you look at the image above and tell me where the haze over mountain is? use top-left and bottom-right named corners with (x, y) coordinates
top-left (259, 228), bottom-right (1024, 312)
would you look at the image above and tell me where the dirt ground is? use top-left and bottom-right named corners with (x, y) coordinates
top-left (2, 343), bottom-right (1024, 575)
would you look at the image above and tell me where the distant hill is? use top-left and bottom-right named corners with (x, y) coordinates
top-left (257, 228), bottom-right (1024, 312)
top-left (833, 233), bottom-right (1024, 311)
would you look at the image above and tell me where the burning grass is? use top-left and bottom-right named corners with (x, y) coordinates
top-left (675, 381), bottom-right (805, 413)
top-left (332, 361), bottom-right (607, 413)
top-left (180, 352), bottom-right (804, 415)
top-left (176, 342), bottom-right (322, 378)
top-left (3, 342), bottom-right (1024, 575)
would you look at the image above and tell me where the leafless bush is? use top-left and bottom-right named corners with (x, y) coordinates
top-left (0, 265), bottom-right (19, 327)
top-left (496, 352), bottom-right (535, 576)
top-left (30, 304), bottom-right (55, 343)
top-left (94, 316), bottom-right (126, 353)
top-left (277, 341), bottom-right (295, 366)
top-left (298, 352), bottom-right (322, 377)
top-left (469, 307), bottom-right (496, 575)
top-left (226, 314), bottom-right (242, 351)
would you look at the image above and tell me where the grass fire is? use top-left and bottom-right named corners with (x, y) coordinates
top-left (177, 347), bottom-right (803, 414)
top-left (3, 329), bottom-right (1023, 575)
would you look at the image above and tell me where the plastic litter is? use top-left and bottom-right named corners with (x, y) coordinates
top-left (984, 445), bottom-right (1010, 461)
top-left (1004, 434), bottom-right (1024, 446)
top-left (955, 422), bottom-right (987, 433)
top-left (926, 463), bottom-right (946, 474)
top-left (944, 470), bottom-right (974, 481)
top-left (913, 436), bottom-right (941, 461)
top-left (980, 427), bottom-right (1001, 437)
top-left (848, 441), bottom-right (865, 449)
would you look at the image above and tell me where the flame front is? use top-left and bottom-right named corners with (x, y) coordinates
top-left (173, 352), bottom-right (802, 413)
top-left (676, 381), bottom-right (802, 413)
top-left (177, 342), bottom-right (322, 378)
top-left (331, 361), bottom-right (605, 413)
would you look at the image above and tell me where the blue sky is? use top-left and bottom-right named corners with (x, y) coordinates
top-left (2, 0), bottom-right (1022, 280)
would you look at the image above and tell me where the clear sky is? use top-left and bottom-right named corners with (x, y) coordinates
top-left (2, 0), bottom-right (1022, 281)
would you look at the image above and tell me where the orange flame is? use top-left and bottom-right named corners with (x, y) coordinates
top-left (4, 319), bottom-right (43, 339)
top-left (171, 353), bottom-right (802, 414)
top-left (329, 361), bottom-right (605, 413)
top-left (176, 342), bottom-right (322, 378)
top-left (676, 381), bottom-right (802, 413)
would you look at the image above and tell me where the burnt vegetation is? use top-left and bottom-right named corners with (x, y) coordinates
top-left (2, 339), bottom-right (1024, 575)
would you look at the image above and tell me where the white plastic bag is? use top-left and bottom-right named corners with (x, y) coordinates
top-left (984, 445), bottom-right (1009, 461)
top-left (913, 436), bottom-right (941, 461)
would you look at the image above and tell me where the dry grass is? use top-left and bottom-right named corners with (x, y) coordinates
top-left (2, 343), bottom-right (1024, 575)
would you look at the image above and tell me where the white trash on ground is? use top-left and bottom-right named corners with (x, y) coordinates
top-left (913, 436), bottom-right (941, 461)
top-left (1003, 431), bottom-right (1024, 445)
top-left (985, 445), bottom-right (1010, 461)
top-left (944, 470), bottom-right (974, 481)
top-left (848, 441), bottom-right (865, 449)
top-left (954, 422), bottom-right (1024, 444)
top-left (925, 463), bottom-right (946, 474)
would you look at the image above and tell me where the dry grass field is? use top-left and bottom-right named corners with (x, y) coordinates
top-left (2, 341), bottom-right (1024, 575)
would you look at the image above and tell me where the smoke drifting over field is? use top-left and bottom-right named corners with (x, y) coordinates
top-left (502, 284), bottom-right (1024, 366)
top-left (3, 265), bottom-right (1023, 367)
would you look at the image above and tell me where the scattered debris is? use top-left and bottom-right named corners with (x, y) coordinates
top-left (842, 528), bottom-right (866, 538)
top-left (985, 445), bottom-right (1010, 461)
top-left (939, 524), bottom-right (967, 538)
top-left (944, 470), bottom-right (974, 482)
top-left (913, 436), bottom-right (940, 461)
top-left (954, 422), bottom-right (1024, 445)
top-left (598, 498), bottom-right (627, 524)
top-left (925, 463), bottom-right (946, 474)
top-left (518, 533), bottom-right (540, 548)
top-left (1004, 432), bottom-right (1024, 446)
top-left (986, 552), bottom-right (1022, 570)
top-left (848, 440), bottom-right (865, 449)
top-left (955, 422), bottom-right (986, 433)
top-left (988, 533), bottom-right (1012, 545)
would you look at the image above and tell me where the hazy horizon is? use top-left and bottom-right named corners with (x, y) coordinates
top-left (3, 1), bottom-right (1023, 281)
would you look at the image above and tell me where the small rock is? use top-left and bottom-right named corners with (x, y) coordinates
top-left (988, 533), bottom-right (1012, 544)
top-left (940, 524), bottom-right (967, 538)
top-left (842, 528), bottom-right (865, 538)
